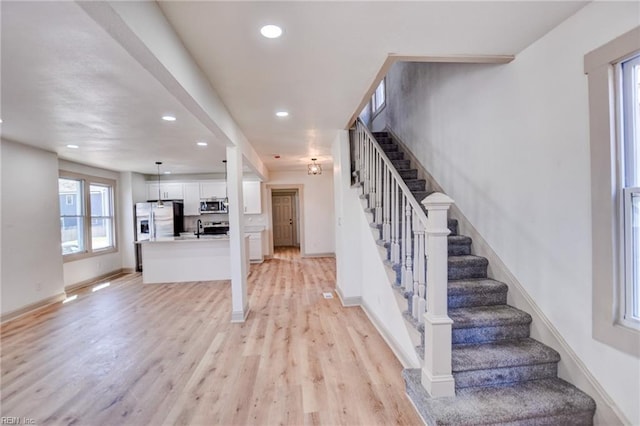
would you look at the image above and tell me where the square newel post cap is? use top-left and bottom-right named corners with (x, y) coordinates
top-left (421, 192), bottom-right (454, 210)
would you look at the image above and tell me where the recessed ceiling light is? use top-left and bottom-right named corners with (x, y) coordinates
top-left (162, 115), bottom-right (176, 122)
top-left (163, 171), bottom-right (172, 175)
top-left (0, 118), bottom-right (3, 123)
top-left (197, 141), bottom-right (208, 147)
top-left (67, 144), bottom-right (79, 149)
top-left (276, 111), bottom-right (289, 117)
top-left (261, 25), bottom-right (282, 39)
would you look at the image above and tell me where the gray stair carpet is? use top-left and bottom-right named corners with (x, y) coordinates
top-left (357, 131), bottom-right (596, 425)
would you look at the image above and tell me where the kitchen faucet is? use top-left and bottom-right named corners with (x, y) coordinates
top-left (196, 219), bottom-right (202, 239)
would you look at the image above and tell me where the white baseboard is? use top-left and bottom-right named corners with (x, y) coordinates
top-left (335, 286), bottom-right (362, 307)
top-left (361, 299), bottom-right (420, 369)
top-left (65, 269), bottom-right (129, 293)
top-left (231, 305), bottom-right (251, 323)
top-left (387, 127), bottom-right (626, 425)
top-left (1, 292), bottom-right (67, 324)
top-left (301, 252), bottom-right (336, 258)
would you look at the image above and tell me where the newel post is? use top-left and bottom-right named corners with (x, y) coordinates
top-left (421, 192), bottom-right (456, 397)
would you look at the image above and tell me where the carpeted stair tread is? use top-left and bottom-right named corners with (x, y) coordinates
top-left (448, 235), bottom-right (472, 245)
top-left (386, 151), bottom-right (405, 160)
top-left (372, 131), bottom-right (389, 138)
top-left (398, 169), bottom-right (418, 180)
top-left (452, 338), bottom-right (560, 372)
top-left (448, 279), bottom-right (508, 308)
top-left (411, 191), bottom-right (432, 202)
top-left (449, 305), bottom-right (532, 329)
top-left (379, 143), bottom-right (398, 152)
top-left (404, 179), bottom-right (426, 192)
top-left (448, 278), bottom-right (507, 296)
top-left (403, 369), bottom-right (596, 426)
top-left (448, 255), bottom-right (488, 280)
top-left (452, 340), bottom-right (560, 388)
top-left (391, 159), bottom-right (411, 169)
top-left (448, 235), bottom-right (472, 256)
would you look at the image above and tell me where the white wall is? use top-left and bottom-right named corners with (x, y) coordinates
top-left (333, 131), bottom-right (362, 301)
top-left (1, 140), bottom-right (65, 315)
top-left (332, 131), bottom-right (419, 366)
top-left (383, 3), bottom-right (639, 423)
top-left (59, 160), bottom-right (123, 287)
top-left (267, 170), bottom-right (335, 256)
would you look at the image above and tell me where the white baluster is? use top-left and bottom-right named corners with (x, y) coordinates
top-left (383, 168), bottom-right (391, 243)
top-left (412, 281), bottom-right (419, 321)
top-left (375, 154), bottom-right (382, 225)
top-left (403, 201), bottom-right (414, 293)
top-left (392, 178), bottom-right (400, 264)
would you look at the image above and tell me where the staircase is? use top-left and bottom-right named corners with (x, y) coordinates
top-left (355, 128), bottom-right (596, 425)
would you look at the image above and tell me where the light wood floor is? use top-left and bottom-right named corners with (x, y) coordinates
top-left (1, 247), bottom-right (422, 425)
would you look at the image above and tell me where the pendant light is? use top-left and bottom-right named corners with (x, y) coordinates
top-left (155, 161), bottom-right (164, 208)
top-left (222, 160), bottom-right (229, 207)
top-left (308, 158), bottom-right (322, 175)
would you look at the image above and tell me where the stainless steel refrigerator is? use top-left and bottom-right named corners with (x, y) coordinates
top-left (135, 201), bottom-right (184, 270)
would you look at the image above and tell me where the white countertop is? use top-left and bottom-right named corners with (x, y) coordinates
top-left (136, 235), bottom-right (231, 244)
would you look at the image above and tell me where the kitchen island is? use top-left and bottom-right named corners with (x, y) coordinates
top-left (137, 235), bottom-right (250, 284)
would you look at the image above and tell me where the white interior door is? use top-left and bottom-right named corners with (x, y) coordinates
top-left (273, 195), bottom-right (294, 246)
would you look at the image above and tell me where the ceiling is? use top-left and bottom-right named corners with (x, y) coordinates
top-left (1, 1), bottom-right (587, 175)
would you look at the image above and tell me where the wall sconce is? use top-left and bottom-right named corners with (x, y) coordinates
top-left (308, 158), bottom-right (322, 175)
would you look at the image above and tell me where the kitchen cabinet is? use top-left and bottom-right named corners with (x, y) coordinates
top-left (243, 181), bottom-right (262, 214)
top-left (183, 182), bottom-right (201, 216)
top-left (147, 182), bottom-right (184, 201)
top-left (246, 230), bottom-right (264, 263)
top-left (200, 181), bottom-right (226, 199)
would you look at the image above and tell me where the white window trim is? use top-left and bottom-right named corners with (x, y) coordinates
top-left (585, 26), bottom-right (640, 357)
top-left (623, 187), bottom-right (640, 327)
top-left (59, 170), bottom-right (117, 262)
top-left (371, 78), bottom-right (386, 119)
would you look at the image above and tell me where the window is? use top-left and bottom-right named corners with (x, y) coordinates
top-left (621, 54), bottom-right (640, 324)
top-left (585, 26), bottom-right (640, 356)
top-left (59, 173), bottom-right (116, 259)
top-left (372, 78), bottom-right (386, 115)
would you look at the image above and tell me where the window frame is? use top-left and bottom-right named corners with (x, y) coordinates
top-left (585, 26), bottom-right (640, 356)
top-left (59, 171), bottom-right (117, 262)
top-left (371, 78), bottom-right (386, 118)
top-left (620, 53), bottom-right (640, 328)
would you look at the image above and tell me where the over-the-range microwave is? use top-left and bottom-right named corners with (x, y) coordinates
top-left (200, 200), bottom-right (228, 214)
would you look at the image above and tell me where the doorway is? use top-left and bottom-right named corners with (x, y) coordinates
top-left (272, 190), bottom-right (299, 248)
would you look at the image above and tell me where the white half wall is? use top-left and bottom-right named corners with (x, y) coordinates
top-left (331, 130), bottom-right (418, 366)
top-left (383, 2), bottom-right (639, 423)
top-left (333, 130), bottom-right (362, 302)
top-left (1, 140), bottom-right (65, 316)
top-left (267, 170), bottom-right (335, 256)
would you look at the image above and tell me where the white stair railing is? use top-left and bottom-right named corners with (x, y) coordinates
top-left (352, 119), bottom-right (456, 397)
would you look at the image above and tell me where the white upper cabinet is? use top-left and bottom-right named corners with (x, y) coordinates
top-left (200, 181), bottom-right (226, 199)
top-left (183, 182), bottom-right (201, 216)
top-left (147, 182), bottom-right (184, 201)
top-left (243, 181), bottom-right (262, 214)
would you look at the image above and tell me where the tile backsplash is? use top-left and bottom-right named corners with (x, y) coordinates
top-left (184, 214), bottom-right (265, 233)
